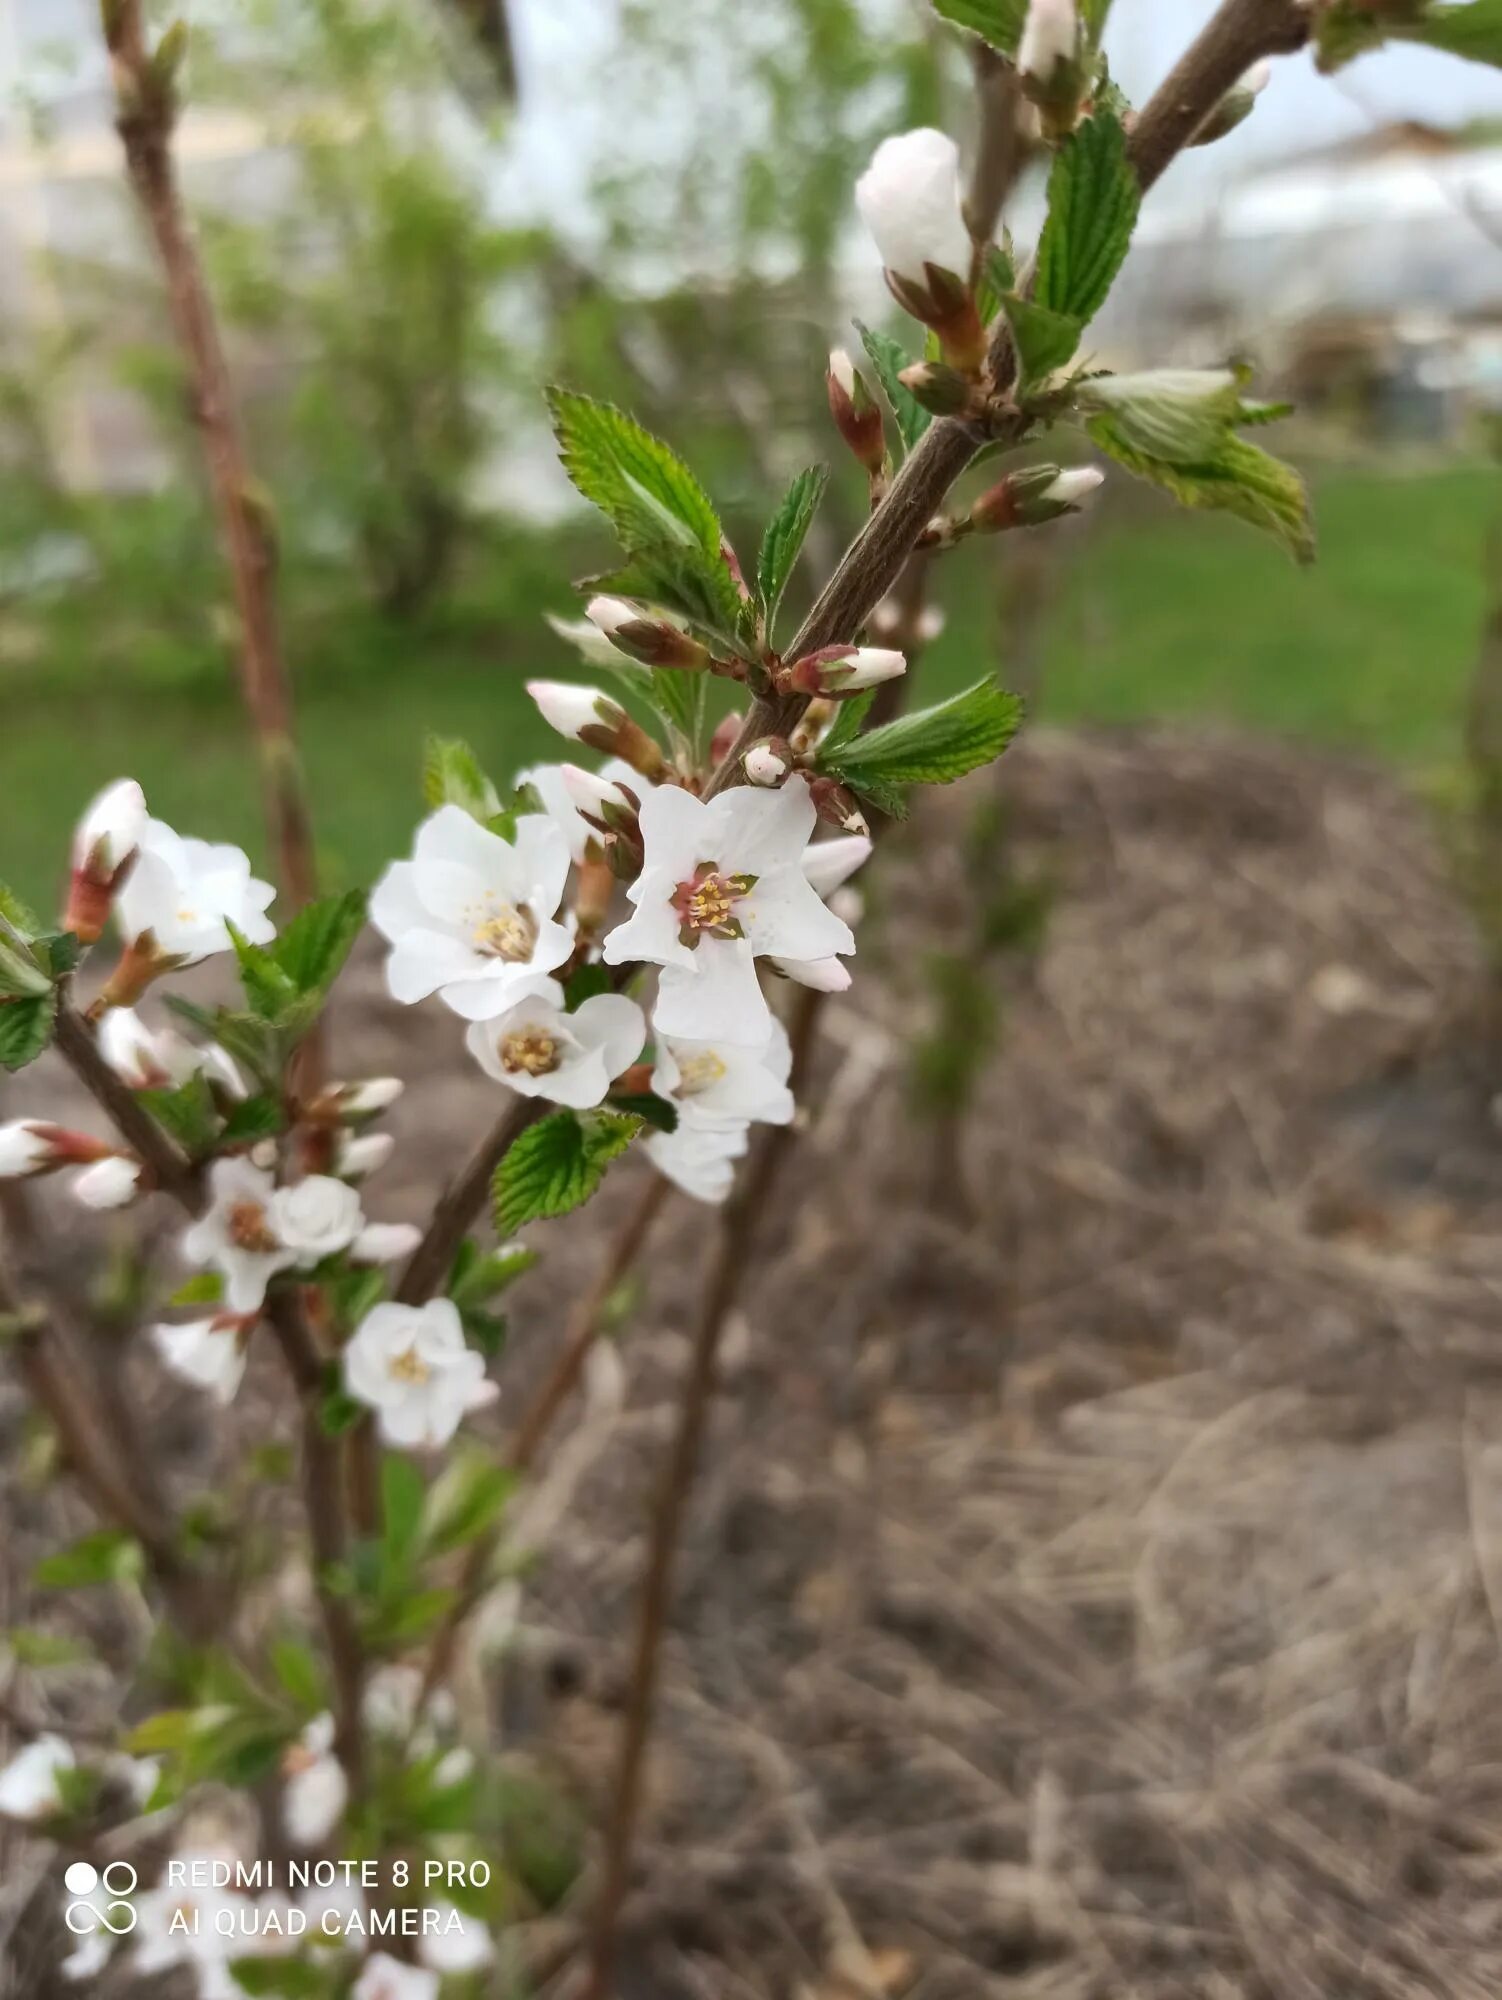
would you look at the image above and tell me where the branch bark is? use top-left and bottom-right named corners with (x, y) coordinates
top-left (53, 996), bottom-right (200, 1210)
top-left (102, 0), bottom-right (318, 919)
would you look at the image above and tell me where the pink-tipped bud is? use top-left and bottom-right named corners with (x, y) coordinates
top-left (897, 359), bottom-right (973, 417)
top-left (0, 1121), bottom-right (111, 1179)
top-left (65, 778), bottom-right (146, 944)
top-left (971, 462), bottom-right (1102, 532)
top-left (743, 739), bottom-right (793, 788)
top-left (827, 349), bottom-right (886, 475)
top-left (807, 777), bottom-right (871, 839)
top-left (784, 645), bottom-right (907, 696)
top-left (585, 596), bottom-right (709, 672)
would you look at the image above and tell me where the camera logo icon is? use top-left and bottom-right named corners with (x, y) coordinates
top-left (63, 1860), bottom-right (138, 1937)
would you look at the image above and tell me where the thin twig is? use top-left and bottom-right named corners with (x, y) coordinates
top-left (396, 1096), bottom-right (547, 1305)
top-left (102, 0), bottom-right (319, 919)
top-left (52, 996), bottom-right (199, 1209)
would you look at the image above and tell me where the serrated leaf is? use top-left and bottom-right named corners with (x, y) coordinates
top-left (219, 1093), bottom-right (284, 1145)
top-left (548, 390), bottom-right (743, 635)
top-left (272, 890), bottom-right (367, 998)
top-left (1003, 293), bottom-right (1084, 387)
top-left (1035, 110), bottom-right (1141, 329)
top-left (854, 320), bottom-right (931, 455)
top-left (0, 933), bottom-right (52, 1001)
top-left (423, 736), bottom-right (501, 821)
top-left (0, 992), bottom-right (56, 1071)
top-left (930, 0), bottom-right (1026, 53)
top-left (492, 1110), bottom-right (641, 1232)
top-left (228, 922), bottom-right (300, 1022)
top-left (755, 465), bottom-right (828, 640)
top-left (1076, 369), bottom-right (1253, 459)
top-left (816, 688), bottom-right (876, 763)
top-left (608, 1091), bottom-right (678, 1134)
top-left (975, 242), bottom-right (1017, 324)
top-left (138, 1071), bottom-right (218, 1153)
top-left (1086, 414), bottom-right (1315, 563)
top-left (822, 679), bottom-right (1024, 815)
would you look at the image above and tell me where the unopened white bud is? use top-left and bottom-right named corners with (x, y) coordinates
top-left (828, 347), bottom-right (858, 400)
top-left (72, 778), bottom-right (146, 876)
top-left (1018, 0), bottom-right (1079, 86)
top-left (1042, 466), bottom-right (1105, 508)
top-left (854, 128), bottom-right (971, 287)
top-left (560, 764), bottom-right (633, 819)
top-left (744, 742), bottom-right (791, 787)
top-left (843, 647), bottom-right (907, 690)
top-left (544, 612), bottom-right (628, 672)
top-left (342, 1077), bottom-right (404, 1116)
top-left (584, 596), bottom-right (639, 639)
top-left (525, 680), bottom-right (622, 744)
top-left (339, 1132), bottom-right (395, 1180)
top-left (0, 1121), bottom-right (57, 1177)
top-left (1241, 60), bottom-right (1271, 95)
top-left (71, 1156), bottom-right (143, 1209)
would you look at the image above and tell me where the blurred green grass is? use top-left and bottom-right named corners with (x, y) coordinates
top-left (2, 459), bottom-right (1494, 912)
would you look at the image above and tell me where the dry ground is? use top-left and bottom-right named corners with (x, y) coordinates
top-left (8, 728), bottom-right (1502, 1999)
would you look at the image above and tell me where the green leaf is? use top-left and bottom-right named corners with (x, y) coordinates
top-left (1086, 414), bottom-right (1315, 564)
top-left (1314, 0), bottom-right (1502, 69)
top-left (421, 1447), bottom-right (515, 1557)
top-left (169, 1270), bottom-right (225, 1307)
top-left (583, 548), bottom-right (743, 646)
top-left (228, 922), bottom-right (300, 1022)
top-left (34, 1528), bottom-right (144, 1591)
top-left (651, 662), bottom-right (707, 757)
top-left (975, 242), bottom-right (1017, 324)
top-left (0, 992), bottom-right (56, 1071)
top-left (269, 1636), bottom-right (327, 1715)
top-left (381, 1454), bottom-right (426, 1561)
top-left (930, 0), bottom-right (1026, 53)
top-left (1076, 368), bottom-right (1250, 459)
top-left (1002, 293), bottom-right (1084, 387)
top-left (0, 882), bottom-right (42, 935)
top-left (821, 679), bottom-right (1024, 816)
top-left (272, 890), bottom-right (367, 998)
top-left (564, 963), bottom-right (613, 1011)
top-left (854, 320), bottom-right (931, 455)
top-left (423, 735), bottom-right (502, 821)
top-left (1035, 110), bottom-right (1141, 329)
top-left (138, 1071), bottom-right (218, 1154)
top-left (450, 1243), bottom-right (538, 1305)
top-left (5, 1625), bottom-right (93, 1669)
top-left (816, 688), bottom-right (876, 764)
top-left (219, 1093), bottom-right (285, 1146)
top-left (1400, 0), bottom-right (1502, 65)
top-left (755, 465), bottom-right (828, 640)
top-left (492, 1110), bottom-right (642, 1233)
top-left (319, 1388), bottom-right (365, 1437)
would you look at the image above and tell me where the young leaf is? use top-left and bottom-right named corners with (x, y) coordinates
top-left (34, 1528), bottom-right (144, 1591)
top-left (227, 922), bottom-right (300, 1022)
top-left (1086, 414), bottom-right (1315, 564)
top-left (0, 992), bottom-right (56, 1072)
top-left (423, 736), bottom-right (501, 822)
top-left (421, 1448), bottom-right (516, 1557)
top-left (1003, 293), bottom-right (1085, 388)
top-left (815, 688), bottom-right (876, 764)
top-left (138, 1072), bottom-right (219, 1154)
top-left (821, 679), bottom-right (1024, 816)
top-left (450, 1243), bottom-right (538, 1305)
top-left (1400, 0), bottom-right (1502, 66)
top-left (273, 890), bottom-right (366, 1000)
top-left (381, 1455), bottom-right (427, 1564)
top-left (0, 882), bottom-right (41, 936)
top-left (1035, 110), bottom-right (1141, 329)
top-left (1076, 369), bottom-right (1250, 460)
top-left (269, 1637), bottom-right (328, 1715)
top-left (219, 1093), bottom-right (285, 1146)
top-left (854, 320), bottom-right (931, 455)
top-left (170, 1270), bottom-right (225, 1307)
top-left (756, 465), bottom-right (828, 638)
top-left (492, 1110), bottom-right (641, 1233)
top-left (975, 242), bottom-right (1017, 324)
top-left (929, 0), bottom-right (1026, 53)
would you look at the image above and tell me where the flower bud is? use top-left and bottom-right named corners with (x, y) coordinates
top-left (807, 777), bottom-right (871, 839)
top-left (66, 778), bottom-right (147, 944)
top-left (585, 596), bottom-right (710, 672)
top-left (855, 129), bottom-right (986, 372)
top-left (544, 610), bottom-right (629, 672)
top-left (1018, 0), bottom-right (1084, 133)
top-left (743, 739), bottom-right (793, 787)
top-left (71, 1155), bottom-right (143, 1209)
top-left (525, 680), bottom-right (666, 782)
top-left (560, 764), bottom-right (643, 858)
top-left (784, 646), bottom-right (907, 696)
top-left (1192, 60), bottom-right (1272, 146)
top-left (897, 359), bottom-right (974, 416)
top-left (827, 349), bottom-right (886, 475)
top-left (338, 1132), bottom-right (394, 1181)
top-left (0, 1121), bottom-right (109, 1178)
top-left (970, 462), bottom-right (1102, 531)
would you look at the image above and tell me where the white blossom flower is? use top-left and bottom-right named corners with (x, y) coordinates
top-left (352, 1955), bottom-right (439, 2000)
top-left (644, 1119), bottom-right (750, 1204)
top-left (338, 1131), bottom-right (395, 1180)
top-left (855, 128), bottom-right (971, 286)
top-left (269, 1175), bottom-right (365, 1264)
top-left (60, 1881), bottom-right (116, 1981)
top-left (560, 761), bottom-right (639, 827)
top-left (770, 833), bottom-right (873, 991)
top-left (603, 777), bottom-right (852, 1044)
top-left (418, 1901), bottom-right (495, 1974)
top-left (1018, 0), bottom-right (1079, 86)
top-left (72, 778), bottom-right (146, 876)
top-left (150, 1315), bottom-right (250, 1404)
top-left (653, 1016), bottom-right (794, 1130)
top-left (0, 1734), bottom-right (74, 1820)
top-left (70, 1155), bottom-right (143, 1209)
top-left (465, 980), bottom-right (645, 1109)
top-left (0, 1120), bottom-right (59, 1177)
top-left (281, 1713), bottom-right (348, 1846)
top-left (115, 819), bottom-right (275, 962)
top-left (182, 1158), bottom-right (297, 1312)
top-left (515, 761), bottom-right (594, 865)
top-left (370, 804), bottom-right (572, 1021)
top-left (99, 1007), bottom-right (243, 1095)
top-left (344, 1299), bottom-right (498, 1450)
top-left (362, 1663), bottom-right (454, 1741)
top-left (352, 1221), bottom-right (422, 1264)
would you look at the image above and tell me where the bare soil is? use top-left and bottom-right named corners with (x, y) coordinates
top-left (9, 727), bottom-right (1502, 2000)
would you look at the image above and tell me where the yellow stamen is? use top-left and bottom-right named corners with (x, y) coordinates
top-left (388, 1345), bottom-right (431, 1384)
top-left (499, 1030), bottom-right (561, 1077)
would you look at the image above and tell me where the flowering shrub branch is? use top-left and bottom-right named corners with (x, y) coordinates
top-left (4, 0), bottom-right (1498, 1990)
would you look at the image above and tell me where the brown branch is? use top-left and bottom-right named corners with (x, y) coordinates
top-left (52, 996), bottom-right (200, 1210)
top-left (415, 1171), bottom-right (672, 1713)
top-left (583, 986), bottom-right (823, 2000)
top-left (102, 0), bottom-right (318, 919)
top-left (395, 1096), bottom-right (547, 1306)
top-left (705, 0), bottom-right (1314, 800)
